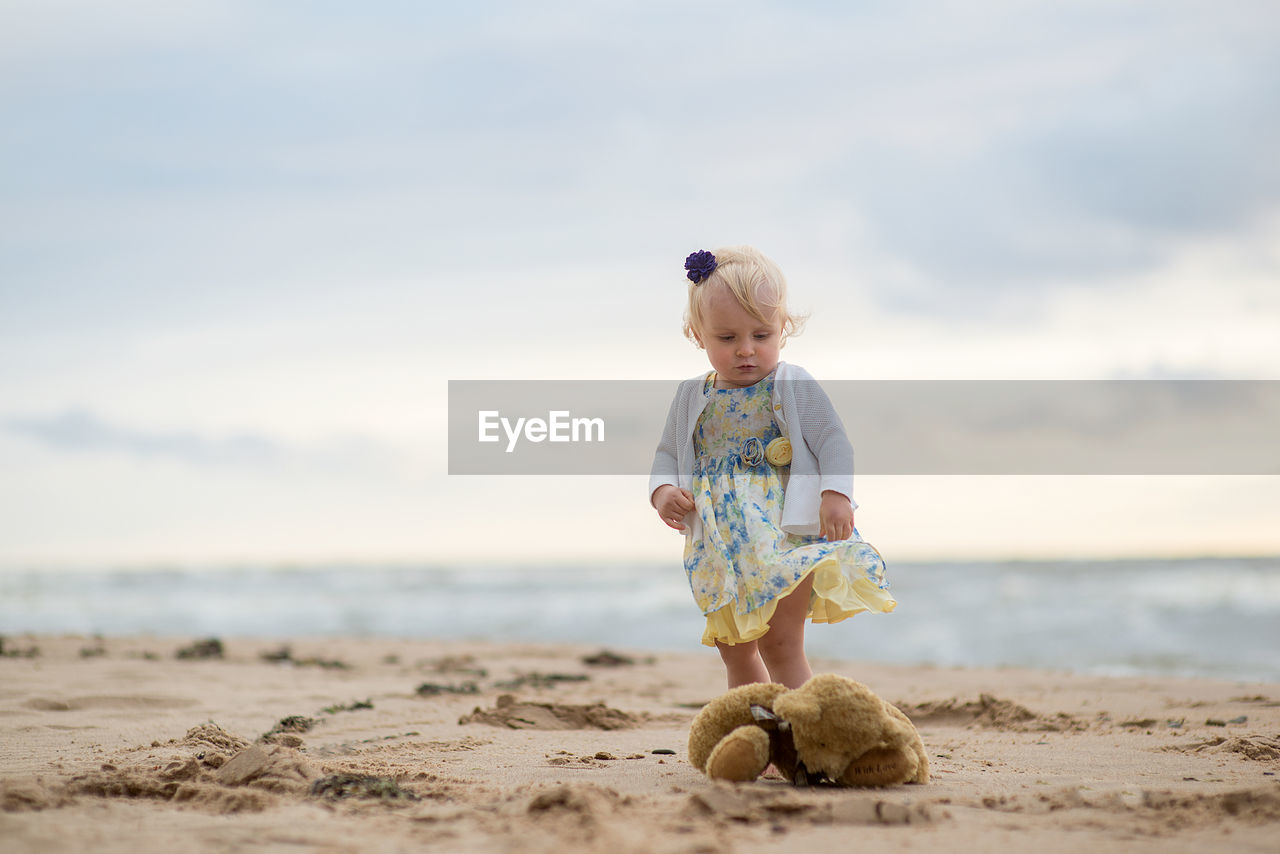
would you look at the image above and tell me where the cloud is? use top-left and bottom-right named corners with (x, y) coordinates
top-left (812, 5), bottom-right (1280, 310)
top-left (3, 409), bottom-right (408, 476)
top-left (0, 1), bottom-right (229, 71)
top-left (5, 409), bottom-right (285, 466)
top-left (2, 1), bottom-right (1278, 332)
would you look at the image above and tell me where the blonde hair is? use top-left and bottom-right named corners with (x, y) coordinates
top-left (682, 245), bottom-right (807, 346)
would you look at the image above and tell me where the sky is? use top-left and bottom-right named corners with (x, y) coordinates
top-left (2, 0), bottom-right (1278, 568)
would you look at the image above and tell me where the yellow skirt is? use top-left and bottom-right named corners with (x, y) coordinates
top-left (701, 552), bottom-right (898, 647)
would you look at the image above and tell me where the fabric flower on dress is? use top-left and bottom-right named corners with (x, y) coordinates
top-left (740, 437), bottom-right (765, 467)
top-left (684, 250), bottom-right (718, 284)
top-left (765, 437), bottom-right (792, 466)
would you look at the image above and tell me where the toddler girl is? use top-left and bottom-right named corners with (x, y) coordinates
top-left (649, 246), bottom-right (895, 690)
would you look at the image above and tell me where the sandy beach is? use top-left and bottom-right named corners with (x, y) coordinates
top-left (1, 634), bottom-right (1277, 853)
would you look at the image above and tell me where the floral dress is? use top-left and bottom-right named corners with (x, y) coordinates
top-left (684, 371), bottom-right (896, 646)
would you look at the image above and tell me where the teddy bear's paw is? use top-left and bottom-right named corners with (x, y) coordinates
top-left (705, 725), bottom-right (771, 783)
top-left (836, 746), bottom-right (918, 788)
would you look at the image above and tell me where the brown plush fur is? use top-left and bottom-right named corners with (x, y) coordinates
top-left (686, 682), bottom-right (790, 772)
top-left (687, 674), bottom-right (928, 787)
top-left (704, 725), bottom-right (771, 782)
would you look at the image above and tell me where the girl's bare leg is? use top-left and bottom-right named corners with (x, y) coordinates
top-left (757, 573), bottom-right (815, 689)
top-left (716, 639), bottom-right (770, 688)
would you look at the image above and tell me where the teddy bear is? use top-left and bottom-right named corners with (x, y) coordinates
top-left (687, 674), bottom-right (929, 787)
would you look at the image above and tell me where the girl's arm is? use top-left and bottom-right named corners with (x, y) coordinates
top-left (649, 387), bottom-right (682, 499)
top-left (792, 370), bottom-right (857, 539)
top-left (650, 386), bottom-right (693, 530)
top-left (792, 372), bottom-right (855, 498)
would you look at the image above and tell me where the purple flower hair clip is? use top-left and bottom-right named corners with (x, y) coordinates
top-left (684, 250), bottom-right (717, 284)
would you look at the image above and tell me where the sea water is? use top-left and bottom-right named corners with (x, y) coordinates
top-left (2, 556), bottom-right (1277, 683)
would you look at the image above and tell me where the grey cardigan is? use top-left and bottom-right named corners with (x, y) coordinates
top-left (648, 361), bottom-right (856, 539)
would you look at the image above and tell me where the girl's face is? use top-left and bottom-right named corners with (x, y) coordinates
top-left (694, 284), bottom-right (783, 389)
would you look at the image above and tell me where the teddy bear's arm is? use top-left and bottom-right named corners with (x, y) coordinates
top-left (687, 682), bottom-right (790, 771)
top-left (705, 725), bottom-right (771, 783)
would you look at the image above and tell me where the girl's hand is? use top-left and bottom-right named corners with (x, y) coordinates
top-left (819, 490), bottom-right (854, 541)
top-left (653, 485), bottom-right (695, 531)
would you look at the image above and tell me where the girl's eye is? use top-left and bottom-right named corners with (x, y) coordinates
top-left (719, 336), bottom-right (734, 342)
top-left (754, 333), bottom-right (771, 340)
